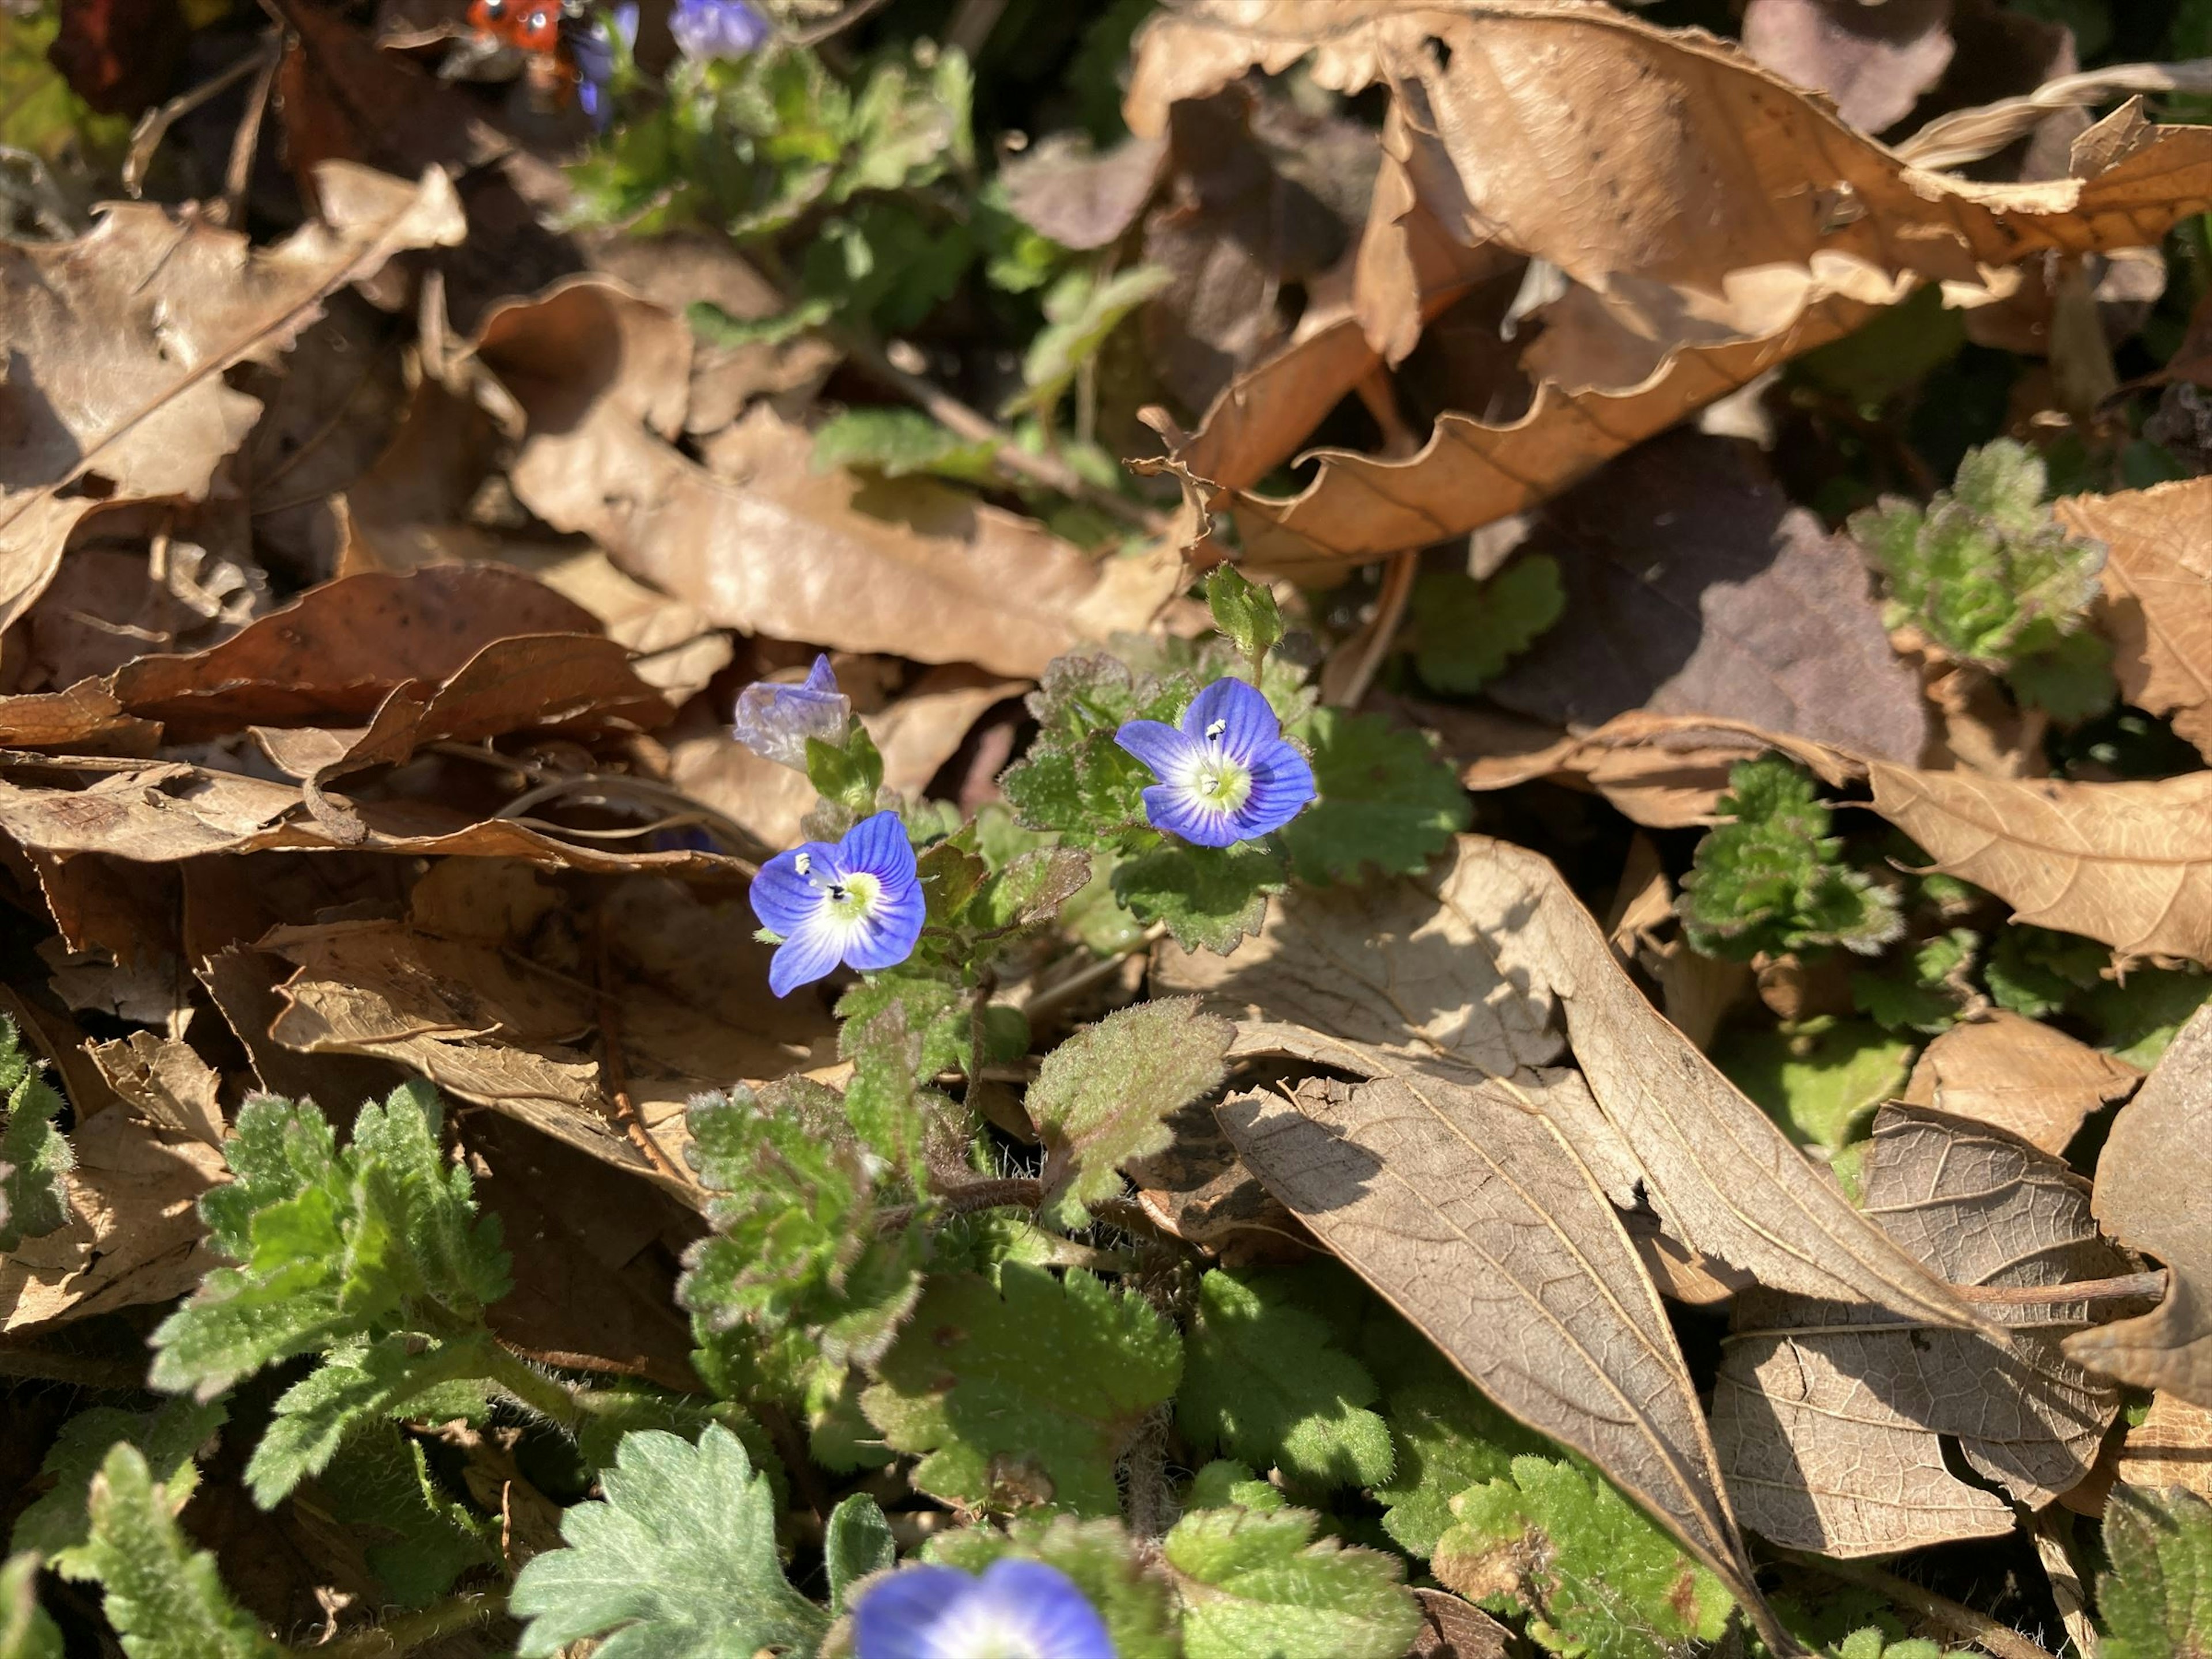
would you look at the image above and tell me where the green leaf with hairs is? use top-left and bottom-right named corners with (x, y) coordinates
top-left (1165, 1504), bottom-right (1422, 1659)
top-left (0, 1018), bottom-right (72, 1255)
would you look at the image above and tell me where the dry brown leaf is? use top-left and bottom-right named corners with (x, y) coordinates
top-left (0, 1101), bottom-right (224, 1334)
top-left (500, 547), bottom-right (734, 702)
top-left (2065, 1001), bottom-right (2212, 1410)
top-left (1713, 1104), bottom-right (2128, 1556)
top-left (1902, 1011), bottom-right (2138, 1156)
top-left (1161, 834), bottom-right (1979, 1327)
top-left (468, 279), bottom-right (1177, 678)
top-left (0, 164), bottom-right (465, 634)
top-left (1743, 0), bottom-right (1955, 135)
top-left (1218, 1056), bottom-right (1775, 1639)
top-left (1408, 1589), bottom-right (1512, 1659)
top-left (2060, 476), bottom-right (2212, 763)
top-left (2114, 1389), bottom-right (2212, 1501)
top-left (86, 1031), bottom-right (226, 1148)
top-left (1867, 763), bottom-right (2212, 964)
top-left (1001, 131), bottom-right (1169, 252)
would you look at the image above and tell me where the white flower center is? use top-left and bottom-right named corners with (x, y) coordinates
top-left (1190, 756), bottom-right (1253, 813)
top-left (927, 1601), bottom-right (1055, 1659)
top-left (824, 869), bottom-right (881, 923)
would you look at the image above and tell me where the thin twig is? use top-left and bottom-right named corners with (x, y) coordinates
top-left (124, 33), bottom-right (279, 196)
top-left (1784, 1551), bottom-right (2058, 1659)
top-left (318, 1589), bottom-right (508, 1659)
top-left (1330, 550), bottom-right (1419, 709)
top-left (839, 331), bottom-right (1168, 536)
top-left (1952, 1270), bottom-right (2166, 1308)
top-left (1017, 925), bottom-right (1165, 1021)
top-left (219, 43), bottom-right (280, 228)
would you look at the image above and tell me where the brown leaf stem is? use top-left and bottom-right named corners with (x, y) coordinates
top-left (1782, 1551), bottom-right (2058, 1659)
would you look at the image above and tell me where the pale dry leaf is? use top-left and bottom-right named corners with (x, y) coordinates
top-left (0, 164), bottom-right (466, 633)
top-left (86, 1032), bottom-right (226, 1148)
top-left (1161, 834), bottom-right (1980, 1327)
top-left (1218, 1056), bottom-right (1775, 1638)
top-left (1408, 1589), bottom-right (1512, 1659)
top-left (1903, 1010), bottom-right (2138, 1156)
top-left (501, 547), bottom-right (734, 702)
top-left (470, 279), bottom-right (1177, 678)
top-left (1743, 0), bottom-right (1956, 135)
top-left (2059, 476), bottom-right (2212, 763)
top-left (0, 1102), bottom-right (224, 1334)
top-left (2065, 1002), bottom-right (2212, 1410)
top-left (2114, 1389), bottom-right (2212, 1501)
top-left (1866, 763), bottom-right (2212, 965)
top-left (1713, 1104), bottom-right (2128, 1556)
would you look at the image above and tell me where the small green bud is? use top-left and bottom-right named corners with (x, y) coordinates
top-left (1206, 565), bottom-right (1283, 665)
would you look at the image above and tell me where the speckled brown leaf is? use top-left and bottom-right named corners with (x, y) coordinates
top-left (2060, 476), bottom-right (2212, 764)
top-left (0, 164), bottom-right (465, 634)
top-left (1481, 434), bottom-right (1927, 762)
top-left (2066, 1002), bottom-right (2212, 1410)
top-left (470, 279), bottom-right (1177, 678)
top-left (1713, 1105), bottom-right (2130, 1555)
top-left (1218, 1052), bottom-right (1777, 1641)
top-left (1161, 834), bottom-right (1978, 1327)
top-left (1903, 1011), bottom-right (2139, 1156)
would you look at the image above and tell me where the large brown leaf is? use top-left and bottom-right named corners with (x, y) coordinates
top-left (1218, 1051), bottom-right (1774, 1639)
top-left (2059, 476), bottom-right (2212, 763)
top-left (2065, 1002), bottom-right (2212, 1410)
top-left (0, 164), bottom-right (465, 632)
top-left (1713, 1105), bottom-right (2128, 1555)
top-left (468, 279), bottom-right (1177, 678)
top-left (1902, 1010), bottom-right (2139, 1156)
top-left (1160, 834), bottom-right (1979, 1325)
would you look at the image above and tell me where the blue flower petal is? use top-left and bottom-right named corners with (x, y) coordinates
top-left (839, 810), bottom-right (918, 884)
top-left (748, 840), bottom-right (842, 936)
top-left (669, 0), bottom-right (771, 60)
top-left (1141, 782), bottom-right (1239, 847)
top-left (1114, 717), bottom-right (1201, 781)
top-left (802, 653), bottom-right (837, 694)
top-left (843, 880), bottom-right (926, 971)
top-left (1234, 747), bottom-right (1317, 838)
top-left (851, 1565), bottom-right (974, 1659)
top-left (1181, 675), bottom-right (1281, 761)
top-left (969, 1559), bottom-right (1115, 1658)
top-left (732, 662), bottom-right (852, 770)
top-left (767, 910), bottom-right (845, 997)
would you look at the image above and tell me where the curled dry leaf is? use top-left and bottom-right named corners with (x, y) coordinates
top-left (0, 163), bottom-right (466, 634)
top-left (2066, 1002), bottom-right (2212, 1410)
top-left (2113, 1389), bottom-right (2212, 1502)
top-left (1902, 1010), bottom-right (2139, 1156)
top-left (469, 279), bottom-right (1179, 679)
top-left (2060, 476), bottom-right (2212, 764)
top-left (1164, 834), bottom-right (1978, 1327)
top-left (1127, 2), bottom-right (2212, 575)
top-left (85, 1032), bottom-right (226, 1149)
top-left (1218, 1052), bottom-right (1775, 1641)
top-left (1713, 1105), bottom-right (2128, 1556)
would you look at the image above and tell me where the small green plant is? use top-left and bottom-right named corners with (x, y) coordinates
top-left (2098, 1485), bottom-right (2212, 1659)
top-left (1677, 756), bottom-right (1902, 961)
top-left (1849, 438), bottom-right (2114, 717)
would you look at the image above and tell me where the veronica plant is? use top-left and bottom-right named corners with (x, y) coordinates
top-left (853, 1558), bottom-right (1113, 1659)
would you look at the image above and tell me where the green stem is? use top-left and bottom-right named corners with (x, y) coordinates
top-left (310, 1589), bottom-right (507, 1658)
top-left (479, 1345), bottom-right (585, 1434)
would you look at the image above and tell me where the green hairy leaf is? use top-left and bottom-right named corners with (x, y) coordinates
top-left (1164, 1503), bottom-right (1423, 1659)
top-left (13, 1399), bottom-right (226, 1570)
top-left (245, 1331), bottom-right (496, 1509)
top-left (1007, 263), bottom-right (1175, 422)
top-left (1188, 1459), bottom-right (1290, 1513)
top-left (1413, 555), bottom-right (1568, 694)
top-left (1113, 842), bottom-right (1286, 953)
top-left (2099, 1484), bottom-right (2212, 1659)
top-left (1029, 997), bottom-right (1233, 1229)
top-left (1677, 756), bottom-right (1902, 961)
top-left (1177, 1270), bottom-right (1394, 1491)
top-left (929, 1514), bottom-right (1181, 1659)
top-left (509, 1424), bottom-right (828, 1659)
top-left (1279, 710), bottom-right (1472, 886)
top-left (58, 1445), bottom-right (279, 1659)
top-left (1712, 1016), bottom-right (1914, 1154)
top-left (812, 407), bottom-right (999, 482)
top-left (862, 1265), bottom-right (1182, 1515)
top-left (1206, 566), bottom-right (1285, 666)
top-left (824, 1494), bottom-right (896, 1616)
top-left (315, 1421), bottom-right (497, 1608)
top-left (1849, 438), bottom-right (2112, 713)
top-left (148, 1082), bottom-right (509, 1402)
top-left (1433, 1454), bottom-right (1736, 1659)
top-left (0, 1552), bottom-right (60, 1659)
top-left (0, 1017), bottom-right (73, 1254)
top-left (1373, 1377), bottom-right (1551, 1559)
top-left (1851, 929), bottom-right (1980, 1035)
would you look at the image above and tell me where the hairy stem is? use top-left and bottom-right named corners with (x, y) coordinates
top-left (313, 1589), bottom-right (508, 1658)
top-left (479, 1346), bottom-right (586, 1434)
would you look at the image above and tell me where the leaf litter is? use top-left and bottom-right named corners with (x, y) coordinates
top-left (6, 1), bottom-right (2212, 1656)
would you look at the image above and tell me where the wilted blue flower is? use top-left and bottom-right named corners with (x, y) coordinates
top-left (670, 0), bottom-right (770, 61)
top-left (733, 654), bottom-right (852, 770)
top-left (749, 810), bottom-right (923, 997)
top-left (853, 1558), bottom-right (1113, 1659)
top-left (571, 3), bottom-right (635, 128)
top-left (1114, 676), bottom-right (1316, 847)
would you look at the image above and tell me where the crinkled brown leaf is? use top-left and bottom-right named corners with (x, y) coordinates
top-left (2061, 476), bottom-right (2212, 764)
top-left (469, 279), bottom-right (1177, 678)
top-left (0, 163), bottom-right (465, 633)
top-left (2114, 1390), bottom-right (2212, 1502)
top-left (1903, 1010), bottom-right (2139, 1156)
top-left (1163, 834), bottom-right (1976, 1327)
top-left (1408, 1590), bottom-right (1512, 1659)
top-left (86, 1032), bottom-right (225, 1149)
top-left (1480, 433), bottom-right (1927, 762)
top-left (1217, 1052), bottom-right (1778, 1643)
top-left (2066, 1002), bottom-right (2212, 1410)
top-left (1713, 1104), bottom-right (2129, 1555)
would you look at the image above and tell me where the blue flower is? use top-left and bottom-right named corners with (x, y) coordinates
top-left (669, 0), bottom-right (770, 62)
top-left (853, 1558), bottom-right (1113, 1659)
top-left (571, 3), bottom-right (635, 129)
top-left (1114, 677), bottom-right (1316, 847)
top-left (749, 810), bottom-right (923, 997)
top-left (733, 654), bottom-right (853, 770)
